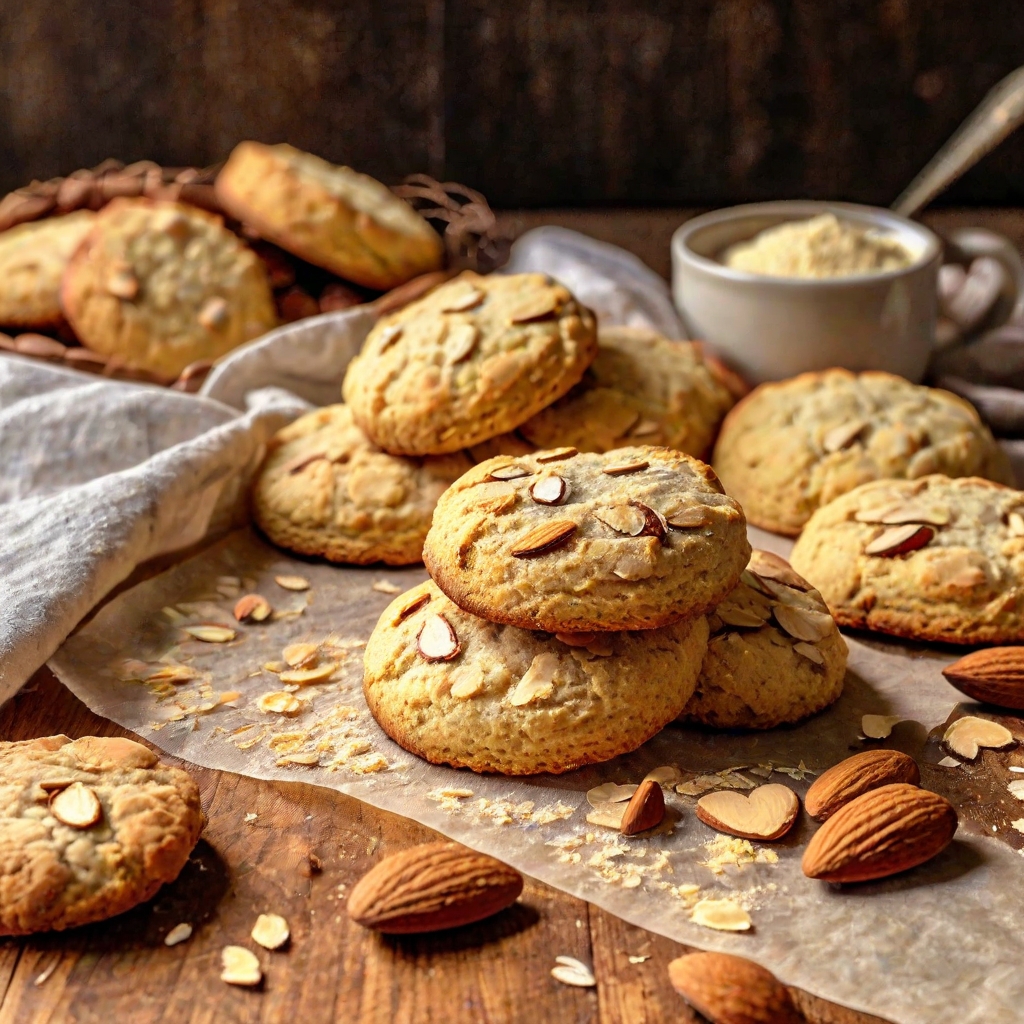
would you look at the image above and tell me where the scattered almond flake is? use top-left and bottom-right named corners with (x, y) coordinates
top-left (773, 761), bottom-right (817, 781)
top-left (235, 728), bottom-right (268, 751)
top-left (244, 812), bottom-right (258, 823)
top-left (371, 579), bottom-right (402, 595)
top-left (282, 642), bottom-right (319, 668)
top-left (251, 913), bottom-right (289, 950)
top-left (277, 751), bottom-right (320, 767)
top-left (257, 691), bottom-right (302, 715)
top-left (263, 660), bottom-right (287, 674)
top-left (628, 955), bottom-right (650, 964)
top-left (509, 652), bottom-right (558, 706)
top-left (676, 775), bottom-right (724, 797)
top-left (1011, 766), bottom-right (1024, 774)
top-left (938, 756), bottom-right (962, 768)
top-left (532, 802), bottom-right (575, 825)
top-left (183, 624), bottom-right (236, 643)
top-left (656, 882), bottom-right (702, 908)
top-left (164, 922), bottom-right (193, 946)
top-left (220, 945), bottom-right (262, 986)
top-left (162, 605), bottom-right (188, 624)
top-left (347, 752), bottom-right (389, 774)
top-left (145, 663), bottom-right (200, 684)
top-left (944, 716), bottom-right (1016, 759)
top-left (275, 574), bottom-right (310, 591)
top-left (268, 732), bottom-right (307, 755)
top-left (586, 802), bottom-right (627, 829)
top-left (691, 898), bottom-right (752, 932)
top-left (748, 764), bottom-right (774, 778)
top-left (279, 662), bottom-right (338, 686)
top-left (587, 782), bottom-right (638, 807)
top-left (33, 957), bottom-right (60, 986)
top-left (218, 691), bottom-right (242, 705)
top-left (861, 714), bottom-right (904, 739)
top-left (701, 835), bottom-right (778, 876)
top-left (1008, 780), bottom-right (1024, 799)
top-left (1013, 819), bottom-right (1024, 834)
top-left (271, 605), bottom-right (307, 622)
top-left (716, 771), bottom-right (757, 790)
top-left (643, 766), bottom-right (682, 787)
top-left (551, 956), bottom-right (596, 988)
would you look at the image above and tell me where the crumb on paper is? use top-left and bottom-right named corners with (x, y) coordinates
top-left (691, 897), bottom-right (751, 932)
top-left (372, 579), bottom-right (402, 595)
top-left (701, 835), bottom-right (779, 876)
top-left (937, 756), bottom-right (962, 768)
top-left (628, 955), bottom-right (650, 964)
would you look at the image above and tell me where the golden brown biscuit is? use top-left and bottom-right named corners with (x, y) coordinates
top-left (0, 735), bottom-right (203, 935)
top-left (343, 271), bottom-right (597, 455)
top-left (519, 326), bottom-right (737, 458)
top-left (423, 446), bottom-right (750, 632)
top-left (363, 580), bottom-right (709, 775)
top-left (252, 404), bottom-right (471, 565)
top-left (790, 475), bottom-right (1024, 645)
top-left (682, 550), bottom-right (847, 729)
top-left (0, 211), bottom-right (95, 327)
top-left (713, 369), bottom-right (1012, 536)
top-left (61, 198), bottom-right (277, 378)
top-left (215, 142), bottom-right (443, 290)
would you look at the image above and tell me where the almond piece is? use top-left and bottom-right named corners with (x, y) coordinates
top-left (535, 446), bottom-right (578, 463)
top-left (586, 782), bottom-right (638, 807)
top-left (861, 714), bottom-right (903, 739)
top-left (594, 504), bottom-right (646, 536)
top-left (863, 523), bottom-right (934, 557)
top-left (443, 320), bottom-right (478, 363)
top-left (665, 505), bottom-right (710, 529)
top-left (747, 550), bottom-right (812, 591)
top-left (510, 519), bottom-right (577, 558)
top-left (878, 504), bottom-right (950, 526)
top-left (1008, 511), bottom-right (1024, 537)
top-left (773, 604), bottom-right (833, 643)
top-left (279, 662), bottom-right (338, 685)
top-left (805, 750), bottom-right (921, 821)
top-left (696, 783), bottom-right (799, 841)
top-left (440, 286), bottom-right (484, 312)
top-left (530, 475), bottom-right (566, 506)
top-left (586, 801), bottom-right (628, 829)
top-left (220, 945), bottom-right (262, 986)
top-left (691, 898), bottom-right (751, 932)
top-left (106, 267), bottom-right (138, 299)
top-left (823, 419), bottom-right (867, 453)
top-left (282, 642), bottom-right (318, 668)
top-left (257, 691), bottom-right (302, 715)
top-left (395, 591), bottom-right (431, 622)
top-left (197, 295), bottom-right (229, 329)
top-left (602, 459), bottom-right (649, 476)
top-left (942, 648), bottom-right (1024, 710)
top-left (631, 501), bottom-right (666, 541)
top-left (250, 913), bottom-right (289, 950)
top-left (801, 783), bottom-right (957, 883)
top-left (347, 841), bottom-right (523, 933)
top-left (508, 291), bottom-right (559, 323)
top-left (794, 642), bottom-right (824, 665)
top-left (49, 782), bottom-right (103, 829)
top-left (551, 956), bottom-right (596, 988)
top-left (417, 614), bottom-right (460, 661)
top-left (942, 716), bottom-right (1015, 759)
top-left (488, 463), bottom-right (531, 481)
top-left (234, 594), bottom-right (272, 622)
top-left (282, 450), bottom-right (327, 475)
top-left (556, 631), bottom-right (600, 647)
top-left (717, 605), bottom-right (769, 629)
top-left (509, 652), bottom-right (558, 706)
top-left (620, 779), bottom-right (665, 835)
top-left (184, 624), bottom-right (236, 643)
top-left (275, 574), bottom-right (310, 591)
top-left (375, 322), bottom-right (403, 353)
top-left (668, 952), bottom-right (805, 1024)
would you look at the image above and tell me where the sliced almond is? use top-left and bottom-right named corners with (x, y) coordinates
top-left (441, 287), bottom-right (485, 312)
top-left (717, 605), bottom-right (769, 629)
top-left (375, 322), bottom-right (403, 353)
top-left (417, 614), bottom-right (461, 661)
top-left (275, 574), bottom-right (310, 591)
top-left (198, 295), bottom-right (229, 329)
top-left (443, 320), bottom-right (478, 363)
top-left (220, 945), bottom-right (262, 987)
top-left (279, 662), bottom-right (338, 685)
top-left (49, 782), bottom-right (102, 829)
top-left (184, 624), bottom-right (236, 643)
top-left (632, 501), bottom-right (666, 540)
top-left (257, 691), bottom-right (302, 715)
top-left (282, 450), bottom-right (328, 475)
top-left (449, 666), bottom-right (485, 699)
top-left (146, 664), bottom-right (199, 684)
top-left (106, 267), bottom-right (138, 299)
top-left (251, 913), bottom-right (289, 950)
top-left (880, 504), bottom-right (950, 526)
top-left (690, 898), bottom-right (751, 932)
top-left (602, 459), bottom-right (649, 476)
top-left (665, 505), bottom-right (711, 529)
top-left (861, 714), bottom-right (903, 739)
top-left (530, 475), bottom-right (567, 506)
top-left (489, 463), bottom-right (531, 481)
top-left (509, 291), bottom-right (560, 323)
top-left (509, 652), bottom-right (558, 706)
top-left (864, 523), bottom-right (934, 557)
top-left (38, 779), bottom-right (75, 794)
top-left (822, 419), bottom-right (867, 453)
top-left (773, 604), bottom-right (833, 643)
top-left (747, 550), bottom-right (812, 590)
top-left (164, 922), bottom-right (193, 947)
top-left (234, 594), bottom-right (272, 622)
top-left (586, 783), bottom-right (638, 807)
top-left (372, 580), bottom-right (402, 595)
top-left (644, 766), bottom-right (682, 786)
top-left (696, 783), bottom-right (799, 841)
top-left (551, 956), bottom-right (596, 988)
top-left (555, 631), bottom-right (600, 647)
top-left (943, 716), bottom-right (1015, 759)
top-left (586, 801), bottom-right (627, 829)
top-left (395, 591), bottom-right (431, 622)
top-left (510, 519), bottom-right (577, 558)
top-left (593, 504), bottom-right (645, 536)
top-left (283, 642), bottom-right (319, 668)
top-left (535, 447), bottom-right (578, 463)
top-left (1008, 511), bottom-right (1024, 537)
top-left (794, 641), bottom-right (824, 665)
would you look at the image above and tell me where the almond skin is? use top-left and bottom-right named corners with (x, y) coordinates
top-left (668, 951), bottom-right (805, 1024)
top-left (802, 783), bottom-right (957, 883)
top-left (620, 779), bottom-right (665, 835)
top-left (347, 841), bottom-right (523, 933)
top-left (805, 750), bottom-right (921, 822)
top-left (942, 648), bottom-right (1024, 710)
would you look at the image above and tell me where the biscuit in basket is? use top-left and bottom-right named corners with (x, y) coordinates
top-left (215, 141), bottom-right (444, 290)
top-left (681, 550), bottom-right (847, 730)
top-left (712, 369), bottom-right (1012, 536)
top-left (519, 325), bottom-right (738, 458)
top-left (343, 271), bottom-right (597, 455)
top-left (0, 211), bottom-right (95, 328)
top-left (790, 474), bottom-right (1024, 645)
top-left (0, 735), bottom-right (203, 935)
top-left (423, 445), bottom-right (750, 633)
top-left (253, 404), bottom-right (471, 565)
top-left (61, 198), bottom-right (277, 378)
top-left (363, 580), bottom-right (709, 775)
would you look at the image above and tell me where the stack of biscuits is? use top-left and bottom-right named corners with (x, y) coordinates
top-left (252, 271), bottom-right (851, 774)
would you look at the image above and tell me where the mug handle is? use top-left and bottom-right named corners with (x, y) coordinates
top-left (942, 226), bottom-right (1024, 330)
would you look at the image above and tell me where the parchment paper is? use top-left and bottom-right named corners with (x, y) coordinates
top-left (49, 524), bottom-right (1024, 1024)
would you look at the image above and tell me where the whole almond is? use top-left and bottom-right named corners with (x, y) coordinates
top-left (619, 779), bottom-right (665, 835)
top-left (942, 648), bottom-right (1024, 710)
top-left (668, 951), bottom-right (805, 1024)
top-left (802, 783), bottom-right (957, 883)
top-left (805, 750), bottom-right (921, 821)
top-left (347, 841), bottom-right (523, 933)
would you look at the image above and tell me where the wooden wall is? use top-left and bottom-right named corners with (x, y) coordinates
top-left (1, 1), bottom-right (1022, 208)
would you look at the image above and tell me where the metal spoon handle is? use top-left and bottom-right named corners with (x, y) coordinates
top-left (893, 65), bottom-right (1024, 218)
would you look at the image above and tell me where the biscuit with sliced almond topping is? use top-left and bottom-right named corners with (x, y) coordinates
top-left (0, 735), bottom-right (203, 935)
top-left (342, 271), bottom-right (597, 455)
top-left (363, 580), bottom-right (708, 774)
top-left (423, 445), bottom-right (749, 632)
top-left (252, 404), bottom-right (471, 565)
top-left (790, 475), bottom-right (1024, 644)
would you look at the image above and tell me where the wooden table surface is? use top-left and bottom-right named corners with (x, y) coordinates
top-left (9, 206), bottom-right (1021, 1024)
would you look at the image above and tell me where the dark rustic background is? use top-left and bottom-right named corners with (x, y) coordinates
top-left (1, 0), bottom-right (1023, 208)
